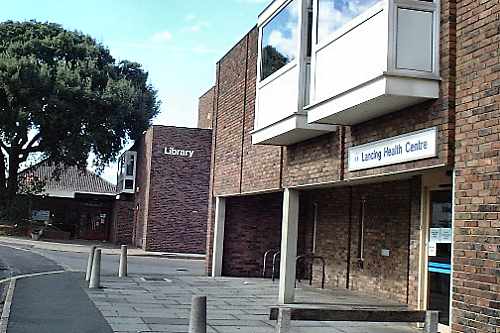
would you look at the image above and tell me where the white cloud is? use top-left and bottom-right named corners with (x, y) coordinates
top-left (266, 1), bottom-right (299, 60)
top-left (192, 44), bottom-right (218, 54)
top-left (317, 0), bottom-right (380, 42)
top-left (150, 31), bottom-right (173, 43)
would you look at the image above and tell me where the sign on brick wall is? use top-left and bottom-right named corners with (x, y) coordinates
top-left (348, 127), bottom-right (437, 171)
top-left (164, 147), bottom-right (194, 158)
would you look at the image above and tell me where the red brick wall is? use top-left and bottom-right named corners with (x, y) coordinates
top-left (210, 27), bottom-right (282, 196)
top-left (301, 178), bottom-right (421, 306)
top-left (212, 34), bottom-right (250, 196)
top-left (144, 126), bottom-right (212, 253)
top-left (206, 27), bottom-right (282, 273)
top-left (222, 192), bottom-right (283, 277)
top-left (110, 197), bottom-right (134, 245)
top-left (453, 0), bottom-right (500, 330)
top-left (198, 86), bottom-right (214, 129)
top-left (240, 28), bottom-right (283, 193)
top-left (283, 132), bottom-right (342, 187)
top-left (132, 127), bottom-right (153, 248)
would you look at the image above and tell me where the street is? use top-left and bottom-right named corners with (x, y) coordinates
top-left (0, 242), bottom-right (205, 333)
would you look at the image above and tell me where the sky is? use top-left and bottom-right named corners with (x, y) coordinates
top-left (2, 0), bottom-right (269, 183)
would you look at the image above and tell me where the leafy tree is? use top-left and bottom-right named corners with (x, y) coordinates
top-left (0, 21), bottom-right (160, 217)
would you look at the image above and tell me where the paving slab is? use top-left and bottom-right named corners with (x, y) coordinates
top-left (84, 275), bottom-right (423, 333)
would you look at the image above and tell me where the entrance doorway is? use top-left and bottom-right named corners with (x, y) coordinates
top-left (427, 190), bottom-right (452, 328)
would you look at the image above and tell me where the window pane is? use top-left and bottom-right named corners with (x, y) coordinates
top-left (317, 0), bottom-right (382, 44)
top-left (126, 155), bottom-right (135, 176)
top-left (261, 0), bottom-right (299, 81)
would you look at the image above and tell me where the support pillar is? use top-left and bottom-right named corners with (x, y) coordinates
top-left (212, 197), bottom-right (226, 277)
top-left (279, 188), bottom-right (299, 304)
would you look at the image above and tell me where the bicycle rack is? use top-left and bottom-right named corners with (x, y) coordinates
top-left (295, 254), bottom-right (326, 289)
top-left (271, 251), bottom-right (281, 282)
top-left (262, 248), bottom-right (279, 278)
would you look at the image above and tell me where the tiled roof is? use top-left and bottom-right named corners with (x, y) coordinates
top-left (19, 160), bottom-right (116, 197)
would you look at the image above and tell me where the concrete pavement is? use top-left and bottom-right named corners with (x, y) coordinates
top-left (0, 239), bottom-right (425, 333)
top-left (86, 275), bottom-right (422, 333)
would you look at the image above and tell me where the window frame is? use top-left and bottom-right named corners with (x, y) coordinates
top-left (258, 0), bottom-right (302, 87)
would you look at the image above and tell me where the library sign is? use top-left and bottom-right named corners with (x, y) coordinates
top-left (348, 128), bottom-right (437, 171)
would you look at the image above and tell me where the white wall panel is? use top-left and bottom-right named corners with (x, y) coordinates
top-left (396, 9), bottom-right (433, 72)
top-left (256, 65), bottom-right (299, 130)
top-left (313, 10), bottom-right (387, 103)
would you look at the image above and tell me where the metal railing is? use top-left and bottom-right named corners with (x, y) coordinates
top-left (264, 249), bottom-right (326, 290)
top-left (271, 251), bottom-right (281, 282)
top-left (262, 248), bottom-right (280, 278)
top-left (296, 253), bottom-right (326, 289)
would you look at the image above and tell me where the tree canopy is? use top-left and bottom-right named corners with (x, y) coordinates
top-left (0, 20), bottom-right (161, 212)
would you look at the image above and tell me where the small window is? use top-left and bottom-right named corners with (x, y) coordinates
top-left (124, 179), bottom-right (134, 190)
top-left (317, 0), bottom-right (382, 44)
top-left (261, 0), bottom-right (299, 81)
top-left (126, 154), bottom-right (135, 176)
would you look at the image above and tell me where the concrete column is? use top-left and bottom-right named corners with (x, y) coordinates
top-left (276, 308), bottom-right (292, 333)
top-left (211, 197), bottom-right (226, 277)
top-left (425, 311), bottom-right (439, 333)
top-left (279, 188), bottom-right (299, 304)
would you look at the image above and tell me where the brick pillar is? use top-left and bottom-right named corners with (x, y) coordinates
top-left (453, 0), bottom-right (500, 331)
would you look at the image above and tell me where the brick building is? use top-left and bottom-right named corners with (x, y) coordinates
top-left (19, 160), bottom-right (116, 240)
top-left (198, 86), bottom-right (215, 129)
top-left (112, 125), bottom-right (212, 254)
top-left (203, 0), bottom-right (499, 332)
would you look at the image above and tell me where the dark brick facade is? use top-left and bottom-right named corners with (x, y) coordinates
top-left (110, 197), bottom-right (134, 245)
top-left (222, 192), bottom-right (283, 277)
top-left (203, 0), bottom-right (498, 331)
top-left (31, 195), bottom-right (114, 241)
top-left (453, 0), bottom-right (500, 331)
top-left (216, 179), bottom-right (422, 305)
top-left (301, 178), bottom-right (422, 306)
top-left (198, 86), bottom-right (214, 130)
top-left (130, 125), bottom-right (212, 254)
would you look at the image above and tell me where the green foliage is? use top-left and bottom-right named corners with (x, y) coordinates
top-left (0, 20), bottom-right (161, 208)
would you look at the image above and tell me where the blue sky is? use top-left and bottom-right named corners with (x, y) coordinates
top-left (2, 0), bottom-right (269, 182)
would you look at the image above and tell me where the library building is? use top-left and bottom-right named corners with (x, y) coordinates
top-left (111, 125), bottom-right (212, 254)
top-left (202, 0), bottom-right (499, 332)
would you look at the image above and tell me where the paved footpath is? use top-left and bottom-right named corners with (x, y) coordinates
top-left (86, 275), bottom-right (422, 333)
top-left (9, 272), bottom-right (113, 333)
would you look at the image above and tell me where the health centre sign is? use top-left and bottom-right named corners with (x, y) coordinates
top-left (348, 127), bottom-right (437, 171)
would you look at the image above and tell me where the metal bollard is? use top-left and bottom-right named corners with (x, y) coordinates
top-left (85, 245), bottom-right (97, 281)
top-left (188, 296), bottom-right (207, 333)
top-left (89, 249), bottom-right (102, 289)
top-left (119, 245), bottom-right (128, 278)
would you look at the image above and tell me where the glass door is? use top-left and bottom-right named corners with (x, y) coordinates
top-left (427, 190), bottom-right (452, 326)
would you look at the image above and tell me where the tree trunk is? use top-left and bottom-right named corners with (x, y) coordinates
top-left (4, 148), bottom-right (20, 219)
top-left (7, 153), bottom-right (20, 202)
top-left (0, 149), bottom-right (6, 209)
